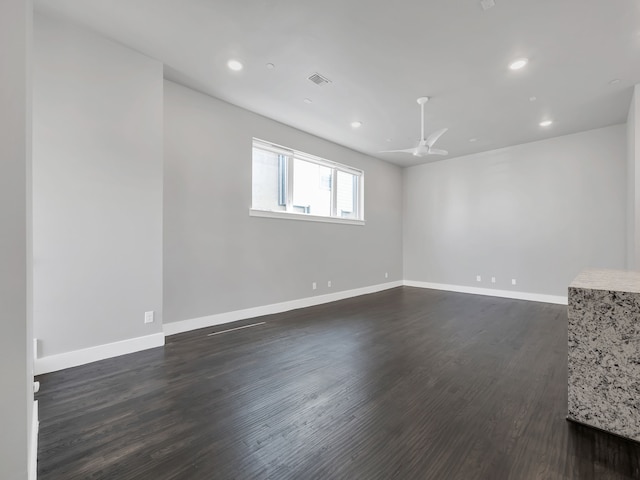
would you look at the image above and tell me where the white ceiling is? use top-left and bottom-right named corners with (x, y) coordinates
top-left (35, 0), bottom-right (640, 167)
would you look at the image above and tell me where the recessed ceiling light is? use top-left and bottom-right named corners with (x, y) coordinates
top-left (304, 98), bottom-right (312, 104)
top-left (529, 96), bottom-right (537, 102)
top-left (386, 138), bottom-right (392, 142)
top-left (351, 121), bottom-right (363, 128)
top-left (509, 58), bottom-right (529, 70)
top-left (539, 120), bottom-right (553, 127)
top-left (266, 63), bottom-right (275, 69)
top-left (227, 59), bottom-right (243, 71)
top-left (469, 138), bottom-right (478, 142)
top-left (609, 79), bottom-right (621, 85)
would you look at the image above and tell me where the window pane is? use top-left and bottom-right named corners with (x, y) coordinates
top-left (292, 158), bottom-right (332, 216)
top-left (252, 138), bottom-right (363, 222)
top-left (337, 170), bottom-right (357, 219)
top-left (252, 148), bottom-right (286, 212)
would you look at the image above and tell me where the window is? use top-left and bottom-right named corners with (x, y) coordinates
top-left (251, 138), bottom-right (364, 224)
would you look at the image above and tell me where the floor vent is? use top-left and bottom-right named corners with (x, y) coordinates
top-left (308, 72), bottom-right (331, 86)
top-left (206, 322), bottom-right (266, 337)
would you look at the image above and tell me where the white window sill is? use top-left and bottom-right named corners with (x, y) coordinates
top-left (249, 208), bottom-right (365, 226)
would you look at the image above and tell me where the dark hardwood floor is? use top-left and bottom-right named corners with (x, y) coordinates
top-left (36, 287), bottom-right (640, 479)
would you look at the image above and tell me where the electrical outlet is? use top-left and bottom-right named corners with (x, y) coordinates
top-left (491, 277), bottom-right (496, 284)
top-left (512, 279), bottom-right (517, 285)
top-left (312, 282), bottom-right (317, 290)
top-left (476, 275), bottom-right (481, 282)
top-left (144, 311), bottom-right (154, 324)
top-left (328, 280), bottom-right (332, 287)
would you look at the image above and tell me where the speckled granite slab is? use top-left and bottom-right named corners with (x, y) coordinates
top-left (568, 269), bottom-right (640, 441)
top-left (568, 360), bottom-right (640, 435)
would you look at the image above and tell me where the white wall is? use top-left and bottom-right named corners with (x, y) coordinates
top-left (164, 81), bottom-right (403, 325)
top-left (627, 84), bottom-right (640, 270)
top-left (404, 125), bottom-right (627, 297)
top-left (0, 1), bottom-right (32, 478)
top-left (33, 13), bottom-right (164, 361)
top-left (27, 11), bottom-right (634, 378)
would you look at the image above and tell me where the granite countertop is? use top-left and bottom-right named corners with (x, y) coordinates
top-left (570, 269), bottom-right (640, 294)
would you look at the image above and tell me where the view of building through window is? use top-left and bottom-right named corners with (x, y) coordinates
top-left (292, 158), bottom-right (332, 216)
top-left (252, 139), bottom-right (363, 222)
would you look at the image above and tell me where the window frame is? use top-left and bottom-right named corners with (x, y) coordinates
top-left (250, 138), bottom-right (365, 225)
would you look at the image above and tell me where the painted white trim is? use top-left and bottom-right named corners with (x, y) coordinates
top-left (252, 137), bottom-right (364, 176)
top-left (34, 333), bottom-right (165, 375)
top-left (31, 281), bottom-right (564, 377)
top-left (249, 208), bottom-right (365, 226)
top-left (164, 280), bottom-right (403, 336)
top-left (403, 280), bottom-right (568, 305)
top-left (29, 400), bottom-right (38, 480)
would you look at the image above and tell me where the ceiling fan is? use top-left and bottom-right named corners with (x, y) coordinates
top-left (381, 97), bottom-right (448, 157)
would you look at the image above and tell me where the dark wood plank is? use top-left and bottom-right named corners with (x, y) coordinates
top-left (36, 287), bottom-right (640, 479)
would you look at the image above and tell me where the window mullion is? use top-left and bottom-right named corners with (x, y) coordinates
top-left (353, 173), bottom-right (359, 219)
top-left (358, 174), bottom-right (363, 220)
top-left (331, 168), bottom-right (338, 218)
top-left (286, 155), bottom-right (294, 212)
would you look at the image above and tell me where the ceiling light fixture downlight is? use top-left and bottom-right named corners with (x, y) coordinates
top-left (351, 121), bottom-right (363, 128)
top-left (539, 120), bottom-right (553, 127)
top-left (509, 58), bottom-right (529, 70)
top-left (227, 59), bottom-right (243, 71)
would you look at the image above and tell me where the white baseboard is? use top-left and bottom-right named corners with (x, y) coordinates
top-left (29, 400), bottom-right (38, 480)
top-left (34, 333), bottom-right (165, 375)
top-left (164, 280), bottom-right (404, 336)
top-left (403, 280), bottom-right (568, 305)
top-left (33, 280), bottom-right (563, 376)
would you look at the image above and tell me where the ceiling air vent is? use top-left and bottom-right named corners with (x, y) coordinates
top-left (480, 0), bottom-right (495, 10)
top-left (308, 72), bottom-right (331, 86)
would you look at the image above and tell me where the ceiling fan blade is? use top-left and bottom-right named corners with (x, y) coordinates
top-left (428, 148), bottom-right (448, 155)
top-left (426, 128), bottom-right (448, 147)
top-left (379, 148), bottom-right (418, 154)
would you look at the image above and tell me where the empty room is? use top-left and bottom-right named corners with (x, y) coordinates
top-left (2, 0), bottom-right (640, 479)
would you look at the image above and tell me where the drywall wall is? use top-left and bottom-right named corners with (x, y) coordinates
top-left (164, 80), bottom-right (403, 324)
top-left (0, 1), bottom-right (32, 478)
top-left (33, 13), bottom-right (163, 358)
top-left (627, 85), bottom-right (640, 270)
top-left (404, 125), bottom-right (627, 297)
